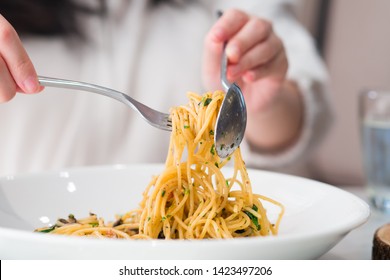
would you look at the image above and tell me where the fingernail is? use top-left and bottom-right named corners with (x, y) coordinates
top-left (22, 76), bottom-right (39, 93)
top-left (226, 45), bottom-right (240, 61)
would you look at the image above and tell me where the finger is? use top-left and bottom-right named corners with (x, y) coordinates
top-left (226, 18), bottom-right (272, 63)
top-left (209, 9), bottom-right (250, 43)
top-left (0, 15), bottom-right (40, 93)
top-left (228, 34), bottom-right (283, 79)
top-left (202, 29), bottom-right (223, 90)
top-left (0, 57), bottom-right (17, 102)
top-left (242, 50), bottom-right (288, 83)
top-left (203, 9), bottom-right (250, 90)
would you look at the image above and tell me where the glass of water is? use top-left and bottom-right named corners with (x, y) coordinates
top-left (359, 89), bottom-right (390, 212)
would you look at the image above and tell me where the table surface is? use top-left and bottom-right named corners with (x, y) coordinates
top-left (319, 185), bottom-right (390, 260)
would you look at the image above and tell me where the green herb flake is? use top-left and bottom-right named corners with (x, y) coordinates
top-left (203, 98), bottom-right (212, 106)
top-left (214, 162), bottom-right (219, 168)
top-left (198, 96), bottom-right (206, 106)
top-left (184, 125), bottom-right (190, 129)
top-left (89, 222), bottom-right (99, 227)
top-left (184, 189), bottom-right (190, 195)
top-left (39, 225), bottom-right (56, 233)
top-left (209, 129), bottom-right (214, 136)
top-left (210, 144), bottom-right (215, 155)
top-left (161, 216), bottom-right (166, 222)
top-left (162, 190), bottom-right (166, 197)
top-left (244, 205), bottom-right (261, 231)
top-left (225, 180), bottom-right (229, 187)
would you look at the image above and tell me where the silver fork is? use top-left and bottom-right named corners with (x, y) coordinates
top-left (38, 76), bottom-right (172, 131)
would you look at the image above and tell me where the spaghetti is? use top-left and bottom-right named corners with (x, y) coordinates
top-left (36, 90), bottom-right (284, 239)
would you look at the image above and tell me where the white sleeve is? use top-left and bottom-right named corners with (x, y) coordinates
top-left (210, 0), bottom-right (334, 171)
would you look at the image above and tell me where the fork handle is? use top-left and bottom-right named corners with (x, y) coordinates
top-left (37, 75), bottom-right (151, 113)
top-left (38, 76), bottom-right (136, 106)
top-left (37, 76), bottom-right (169, 130)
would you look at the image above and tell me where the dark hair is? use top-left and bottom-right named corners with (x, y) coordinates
top-left (0, 0), bottom-right (178, 37)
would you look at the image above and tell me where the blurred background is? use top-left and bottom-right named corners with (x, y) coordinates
top-left (294, 0), bottom-right (390, 186)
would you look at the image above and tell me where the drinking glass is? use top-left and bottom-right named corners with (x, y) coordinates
top-left (359, 89), bottom-right (390, 212)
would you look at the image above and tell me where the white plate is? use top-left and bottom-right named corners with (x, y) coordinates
top-left (0, 164), bottom-right (369, 259)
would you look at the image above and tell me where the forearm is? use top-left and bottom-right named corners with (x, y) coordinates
top-left (245, 80), bottom-right (303, 153)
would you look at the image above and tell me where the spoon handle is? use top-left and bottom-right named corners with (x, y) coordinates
top-left (217, 10), bottom-right (230, 92)
top-left (220, 43), bottom-right (230, 92)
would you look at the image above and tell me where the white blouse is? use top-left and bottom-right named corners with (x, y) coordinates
top-left (0, 0), bottom-right (332, 177)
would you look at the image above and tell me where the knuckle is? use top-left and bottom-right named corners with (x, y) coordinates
top-left (256, 19), bottom-right (272, 37)
top-left (0, 24), bottom-right (16, 44)
top-left (14, 58), bottom-right (31, 74)
top-left (225, 8), bottom-right (242, 17)
top-left (203, 32), bottom-right (221, 53)
top-left (225, 9), bottom-right (248, 25)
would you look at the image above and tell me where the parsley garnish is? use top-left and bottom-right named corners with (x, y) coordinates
top-left (204, 98), bottom-right (212, 106)
top-left (39, 225), bottom-right (56, 233)
top-left (210, 144), bottom-right (215, 155)
top-left (244, 205), bottom-right (261, 231)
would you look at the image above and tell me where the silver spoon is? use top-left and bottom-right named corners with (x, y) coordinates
top-left (214, 42), bottom-right (247, 159)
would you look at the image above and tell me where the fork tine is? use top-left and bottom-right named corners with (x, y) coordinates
top-left (164, 115), bottom-right (172, 130)
top-left (154, 113), bottom-right (172, 131)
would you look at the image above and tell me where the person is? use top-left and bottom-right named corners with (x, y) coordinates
top-left (0, 0), bottom-right (331, 177)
